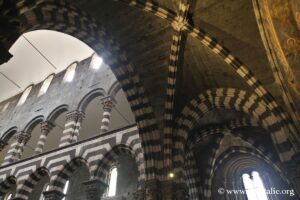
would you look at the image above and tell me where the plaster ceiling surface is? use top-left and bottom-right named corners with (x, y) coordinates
top-left (0, 30), bottom-right (94, 103)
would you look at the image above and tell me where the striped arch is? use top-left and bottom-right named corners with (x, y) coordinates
top-left (14, 167), bottom-right (49, 200)
top-left (187, 121), bottom-right (280, 199)
top-left (93, 144), bottom-right (145, 183)
top-left (77, 88), bottom-right (106, 112)
top-left (184, 147), bottom-right (202, 199)
top-left (1, 127), bottom-right (18, 143)
top-left (113, 0), bottom-right (299, 137)
top-left (174, 87), bottom-right (296, 180)
top-left (11, 0), bottom-right (160, 180)
top-left (212, 146), bottom-right (292, 192)
top-left (48, 157), bottom-right (89, 194)
top-left (0, 176), bottom-right (16, 197)
top-left (23, 115), bottom-right (44, 133)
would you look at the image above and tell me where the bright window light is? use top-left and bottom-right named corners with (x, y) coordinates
top-left (17, 85), bottom-right (33, 106)
top-left (63, 63), bottom-right (77, 82)
top-left (2, 102), bottom-right (9, 112)
top-left (242, 171), bottom-right (268, 200)
top-left (40, 184), bottom-right (50, 200)
top-left (6, 193), bottom-right (12, 200)
top-left (38, 74), bottom-right (54, 96)
top-left (62, 180), bottom-right (69, 200)
top-left (108, 167), bottom-right (118, 197)
top-left (90, 53), bottom-right (103, 70)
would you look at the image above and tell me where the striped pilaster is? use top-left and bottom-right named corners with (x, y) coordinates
top-left (59, 111), bottom-right (84, 147)
top-left (2, 132), bottom-right (30, 165)
top-left (100, 97), bottom-right (115, 134)
top-left (34, 121), bottom-right (54, 155)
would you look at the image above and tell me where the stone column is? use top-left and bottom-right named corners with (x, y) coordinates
top-left (2, 132), bottom-right (30, 165)
top-left (71, 112), bottom-right (85, 143)
top-left (43, 190), bottom-right (65, 200)
top-left (82, 179), bottom-right (108, 200)
top-left (59, 110), bottom-right (84, 147)
top-left (34, 121), bottom-right (54, 155)
top-left (100, 97), bottom-right (115, 134)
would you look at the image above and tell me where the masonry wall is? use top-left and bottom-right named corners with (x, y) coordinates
top-left (0, 56), bottom-right (118, 136)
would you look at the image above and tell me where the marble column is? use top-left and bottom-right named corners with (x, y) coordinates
top-left (59, 110), bottom-right (85, 147)
top-left (2, 132), bottom-right (30, 165)
top-left (82, 179), bottom-right (108, 200)
top-left (100, 97), bottom-right (115, 134)
top-left (34, 121), bottom-right (54, 155)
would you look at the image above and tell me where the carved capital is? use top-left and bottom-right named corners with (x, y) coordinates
top-left (40, 121), bottom-right (55, 133)
top-left (14, 132), bottom-right (31, 144)
top-left (66, 110), bottom-right (85, 122)
top-left (101, 96), bottom-right (116, 111)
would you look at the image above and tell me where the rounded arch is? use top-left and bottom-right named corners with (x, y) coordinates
top-left (6, 0), bottom-right (160, 180)
top-left (48, 157), bottom-right (90, 194)
top-left (174, 87), bottom-right (296, 172)
top-left (93, 144), bottom-right (145, 183)
top-left (23, 115), bottom-right (44, 133)
top-left (211, 147), bottom-right (295, 199)
top-left (14, 167), bottom-right (50, 200)
top-left (107, 81), bottom-right (122, 99)
top-left (1, 127), bottom-right (18, 143)
top-left (46, 104), bottom-right (69, 122)
top-left (77, 88), bottom-right (106, 112)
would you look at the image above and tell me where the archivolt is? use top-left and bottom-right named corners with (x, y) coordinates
top-left (8, 0), bottom-right (160, 180)
top-left (174, 88), bottom-right (296, 183)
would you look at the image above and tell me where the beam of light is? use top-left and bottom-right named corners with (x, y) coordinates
top-left (90, 54), bottom-right (103, 70)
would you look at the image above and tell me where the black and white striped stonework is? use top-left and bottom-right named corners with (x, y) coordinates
top-left (100, 97), bottom-right (115, 134)
top-left (59, 111), bottom-right (84, 147)
top-left (2, 133), bottom-right (30, 166)
top-left (0, 126), bottom-right (144, 200)
top-left (34, 122), bottom-right (54, 155)
top-left (10, 0), bottom-right (160, 180)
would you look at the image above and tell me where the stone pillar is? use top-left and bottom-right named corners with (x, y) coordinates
top-left (34, 121), bottom-right (54, 155)
top-left (2, 132), bottom-right (30, 165)
top-left (59, 111), bottom-right (85, 147)
top-left (100, 97), bottom-right (115, 134)
top-left (43, 190), bottom-right (65, 200)
top-left (82, 179), bottom-right (108, 200)
top-left (71, 112), bottom-right (85, 143)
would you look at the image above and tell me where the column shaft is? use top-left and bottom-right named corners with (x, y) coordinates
top-left (59, 111), bottom-right (84, 147)
top-left (82, 179), bottom-right (108, 200)
top-left (100, 97), bottom-right (115, 134)
top-left (34, 121), bottom-right (54, 154)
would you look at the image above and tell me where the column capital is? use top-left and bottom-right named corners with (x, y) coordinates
top-left (82, 179), bottom-right (108, 200)
top-left (66, 110), bottom-right (85, 122)
top-left (40, 121), bottom-right (55, 132)
top-left (13, 132), bottom-right (31, 144)
top-left (43, 190), bottom-right (65, 200)
top-left (101, 96), bottom-right (116, 110)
